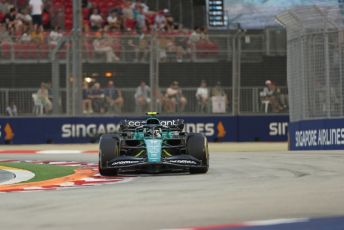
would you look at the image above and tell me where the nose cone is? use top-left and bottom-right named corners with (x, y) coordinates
top-left (144, 139), bottom-right (162, 163)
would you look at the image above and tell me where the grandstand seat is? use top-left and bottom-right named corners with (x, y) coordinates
top-left (1, 42), bottom-right (12, 59)
top-left (83, 41), bottom-right (94, 60)
top-left (65, 19), bottom-right (73, 30)
top-left (38, 44), bottom-right (50, 59)
top-left (125, 18), bottom-right (136, 31)
top-left (82, 8), bottom-right (91, 19)
top-left (0, 12), bottom-right (4, 22)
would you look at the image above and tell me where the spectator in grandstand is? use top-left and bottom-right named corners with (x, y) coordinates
top-left (122, 0), bottom-right (133, 19)
top-left (189, 27), bottom-right (201, 44)
top-left (134, 80), bottom-right (151, 112)
top-left (93, 30), bottom-right (119, 62)
top-left (154, 9), bottom-right (167, 31)
top-left (0, 23), bottom-right (11, 42)
top-left (37, 82), bottom-right (52, 113)
top-left (17, 8), bottom-right (33, 26)
top-left (189, 27), bottom-right (201, 60)
top-left (41, 8), bottom-right (51, 30)
top-left (29, 0), bottom-right (43, 26)
top-left (49, 26), bottom-right (63, 46)
top-left (136, 33), bottom-right (149, 62)
top-left (133, 4), bottom-right (146, 33)
top-left (89, 82), bottom-right (105, 113)
top-left (164, 81), bottom-right (187, 112)
top-left (260, 80), bottom-right (285, 113)
top-left (82, 82), bottom-right (93, 114)
top-left (131, 0), bottom-right (149, 14)
top-left (3, 7), bottom-right (17, 33)
top-left (199, 27), bottom-right (209, 41)
top-left (82, 0), bottom-right (91, 8)
top-left (89, 8), bottom-right (103, 31)
top-left (211, 81), bottom-right (229, 111)
top-left (107, 10), bottom-right (119, 30)
top-left (196, 80), bottom-right (209, 112)
top-left (20, 26), bottom-right (32, 42)
top-left (0, 0), bottom-right (10, 14)
top-left (31, 24), bottom-right (44, 44)
top-left (6, 102), bottom-right (17, 116)
top-left (165, 11), bottom-right (174, 32)
top-left (104, 80), bottom-right (124, 113)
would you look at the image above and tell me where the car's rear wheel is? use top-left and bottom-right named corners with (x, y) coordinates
top-left (186, 133), bottom-right (209, 174)
top-left (98, 134), bottom-right (120, 176)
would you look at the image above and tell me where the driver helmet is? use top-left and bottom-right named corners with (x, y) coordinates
top-left (154, 128), bottom-right (162, 138)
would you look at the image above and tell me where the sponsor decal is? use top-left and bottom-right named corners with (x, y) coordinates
top-left (111, 160), bottom-right (141, 166)
top-left (168, 159), bottom-right (198, 165)
top-left (61, 121), bottom-right (216, 138)
top-left (127, 120), bottom-right (178, 127)
top-left (0, 123), bottom-right (14, 142)
top-left (295, 128), bottom-right (344, 147)
top-left (216, 121), bottom-right (226, 138)
top-left (184, 123), bottom-right (215, 136)
top-left (269, 122), bottom-right (288, 136)
top-left (62, 124), bottom-right (120, 138)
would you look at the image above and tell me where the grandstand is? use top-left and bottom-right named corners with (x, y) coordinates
top-left (0, 0), bottom-right (289, 116)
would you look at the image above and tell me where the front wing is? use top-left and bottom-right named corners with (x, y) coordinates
top-left (105, 154), bottom-right (204, 171)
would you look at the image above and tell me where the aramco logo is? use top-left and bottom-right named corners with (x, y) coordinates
top-left (216, 121), bottom-right (226, 139)
top-left (0, 123), bottom-right (14, 143)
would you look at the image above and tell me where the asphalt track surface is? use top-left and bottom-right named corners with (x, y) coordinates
top-left (0, 169), bottom-right (14, 183)
top-left (1, 149), bottom-right (344, 230)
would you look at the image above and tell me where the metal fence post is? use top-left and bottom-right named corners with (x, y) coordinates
top-left (51, 60), bottom-right (60, 114)
top-left (232, 31), bottom-right (242, 116)
top-left (149, 33), bottom-right (159, 112)
top-left (71, 0), bottom-right (83, 116)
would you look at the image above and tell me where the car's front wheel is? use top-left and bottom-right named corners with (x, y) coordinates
top-left (186, 133), bottom-right (209, 174)
top-left (98, 134), bottom-right (120, 176)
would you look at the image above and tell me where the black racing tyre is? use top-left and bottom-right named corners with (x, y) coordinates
top-left (186, 133), bottom-right (209, 174)
top-left (98, 134), bottom-right (120, 176)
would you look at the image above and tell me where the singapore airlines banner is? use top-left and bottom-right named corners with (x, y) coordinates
top-left (0, 115), bottom-right (288, 144)
top-left (289, 118), bottom-right (344, 150)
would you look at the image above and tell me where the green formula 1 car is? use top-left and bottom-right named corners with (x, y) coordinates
top-left (98, 112), bottom-right (209, 175)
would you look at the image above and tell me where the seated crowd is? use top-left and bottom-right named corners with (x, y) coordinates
top-left (26, 79), bottom-right (287, 116)
top-left (80, 79), bottom-right (230, 115)
top-left (0, 0), bottom-right (218, 62)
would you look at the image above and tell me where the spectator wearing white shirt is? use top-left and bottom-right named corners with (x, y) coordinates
top-left (107, 11), bottom-right (118, 30)
top-left (164, 81), bottom-right (187, 112)
top-left (131, 0), bottom-right (149, 14)
top-left (93, 31), bottom-right (119, 62)
top-left (196, 80), bottom-right (209, 112)
top-left (89, 8), bottom-right (103, 31)
top-left (29, 0), bottom-right (43, 26)
top-left (134, 81), bottom-right (151, 112)
top-left (154, 9), bottom-right (167, 31)
top-left (19, 8), bottom-right (32, 26)
top-left (49, 26), bottom-right (63, 46)
top-left (20, 26), bottom-right (32, 43)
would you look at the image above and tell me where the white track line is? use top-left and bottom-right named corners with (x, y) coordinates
top-left (0, 167), bottom-right (35, 185)
top-left (246, 218), bottom-right (309, 226)
top-left (37, 150), bottom-right (83, 154)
